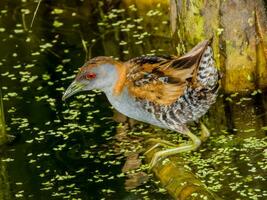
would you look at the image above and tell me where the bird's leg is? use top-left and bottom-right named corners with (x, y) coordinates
top-left (148, 128), bottom-right (201, 169)
top-left (144, 138), bottom-right (178, 156)
top-left (200, 122), bottom-right (210, 142)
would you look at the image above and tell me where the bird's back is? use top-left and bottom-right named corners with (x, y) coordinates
top-left (123, 40), bottom-right (220, 131)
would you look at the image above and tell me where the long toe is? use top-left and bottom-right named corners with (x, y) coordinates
top-left (149, 151), bottom-right (165, 169)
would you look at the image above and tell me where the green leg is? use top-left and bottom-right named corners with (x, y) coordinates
top-left (144, 138), bottom-right (178, 156)
top-left (200, 122), bottom-right (210, 142)
top-left (148, 130), bottom-right (201, 169)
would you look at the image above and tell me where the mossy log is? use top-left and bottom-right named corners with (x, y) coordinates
top-left (145, 146), bottom-right (222, 200)
top-left (0, 89), bottom-right (7, 146)
top-left (169, 0), bottom-right (267, 93)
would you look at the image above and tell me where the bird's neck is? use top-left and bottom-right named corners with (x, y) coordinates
top-left (112, 62), bottom-right (127, 96)
top-left (101, 62), bottom-right (127, 96)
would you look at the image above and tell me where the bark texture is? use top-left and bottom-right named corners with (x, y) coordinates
top-left (170, 0), bottom-right (267, 93)
top-left (145, 146), bottom-right (223, 200)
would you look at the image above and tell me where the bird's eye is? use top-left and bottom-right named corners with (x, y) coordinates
top-left (85, 73), bottom-right (96, 79)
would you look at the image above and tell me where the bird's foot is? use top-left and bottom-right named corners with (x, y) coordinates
top-left (146, 131), bottom-right (202, 170)
top-left (148, 142), bottom-right (200, 169)
top-left (144, 138), bottom-right (178, 156)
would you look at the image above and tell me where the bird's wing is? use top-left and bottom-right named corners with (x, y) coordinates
top-left (125, 40), bottom-right (210, 106)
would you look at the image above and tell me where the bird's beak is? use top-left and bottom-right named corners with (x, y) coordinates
top-left (62, 81), bottom-right (85, 101)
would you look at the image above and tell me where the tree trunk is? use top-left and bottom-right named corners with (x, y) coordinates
top-left (169, 0), bottom-right (267, 93)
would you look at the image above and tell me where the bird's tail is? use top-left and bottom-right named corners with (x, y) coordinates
top-left (194, 43), bottom-right (220, 91)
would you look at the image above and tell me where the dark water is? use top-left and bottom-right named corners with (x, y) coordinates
top-left (0, 0), bottom-right (172, 199)
top-left (0, 0), bottom-right (266, 200)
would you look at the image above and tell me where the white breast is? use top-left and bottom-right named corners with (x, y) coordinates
top-left (104, 88), bottom-right (167, 129)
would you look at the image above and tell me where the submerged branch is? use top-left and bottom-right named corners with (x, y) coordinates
top-left (144, 145), bottom-right (223, 200)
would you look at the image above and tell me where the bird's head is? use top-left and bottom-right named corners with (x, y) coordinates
top-left (62, 56), bottom-right (126, 101)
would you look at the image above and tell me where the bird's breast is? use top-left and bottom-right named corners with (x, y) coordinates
top-left (104, 88), bottom-right (167, 129)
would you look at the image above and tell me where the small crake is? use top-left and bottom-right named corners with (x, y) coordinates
top-left (63, 39), bottom-right (220, 169)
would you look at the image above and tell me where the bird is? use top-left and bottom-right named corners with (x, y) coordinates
top-left (62, 39), bottom-right (220, 168)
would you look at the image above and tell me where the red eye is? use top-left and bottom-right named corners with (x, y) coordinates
top-left (85, 73), bottom-right (96, 79)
